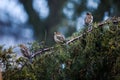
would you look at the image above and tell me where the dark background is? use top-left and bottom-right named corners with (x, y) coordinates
top-left (0, 0), bottom-right (120, 47)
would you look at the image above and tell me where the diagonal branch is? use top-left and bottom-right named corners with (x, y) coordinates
top-left (31, 47), bottom-right (54, 58)
top-left (30, 17), bottom-right (120, 58)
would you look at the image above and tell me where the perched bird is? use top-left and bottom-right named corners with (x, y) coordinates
top-left (19, 44), bottom-right (33, 63)
top-left (84, 12), bottom-right (93, 26)
top-left (84, 12), bottom-right (93, 31)
top-left (19, 44), bottom-right (30, 58)
top-left (54, 32), bottom-right (66, 44)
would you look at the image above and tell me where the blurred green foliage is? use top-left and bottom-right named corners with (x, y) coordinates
top-left (19, 0), bottom-right (120, 45)
top-left (0, 22), bottom-right (120, 80)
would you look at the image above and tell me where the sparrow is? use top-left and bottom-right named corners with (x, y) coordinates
top-left (54, 32), bottom-right (66, 44)
top-left (84, 12), bottom-right (93, 26)
top-left (19, 44), bottom-right (31, 58)
top-left (19, 44), bottom-right (33, 63)
top-left (84, 12), bottom-right (93, 31)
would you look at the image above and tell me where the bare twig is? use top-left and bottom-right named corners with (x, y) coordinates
top-left (29, 17), bottom-right (120, 58)
top-left (97, 17), bottom-right (120, 27)
top-left (31, 47), bottom-right (54, 58)
top-left (66, 33), bottom-right (85, 45)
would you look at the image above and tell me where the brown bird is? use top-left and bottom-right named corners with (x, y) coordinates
top-left (19, 44), bottom-right (33, 63)
top-left (84, 12), bottom-right (93, 26)
top-left (54, 32), bottom-right (66, 44)
top-left (19, 44), bottom-right (30, 58)
top-left (84, 12), bottom-right (93, 31)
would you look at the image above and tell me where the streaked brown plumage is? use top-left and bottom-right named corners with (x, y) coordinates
top-left (84, 12), bottom-right (93, 26)
top-left (19, 44), bottom-right (30, 58)
top-left (54, 32), bottom-right (66, 44)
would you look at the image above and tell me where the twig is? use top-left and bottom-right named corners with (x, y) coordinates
top-left (66, 33), bottom-right (85, 45)
top-left (31, 47), bottom-right (54, 58)
top-left (31, 17), bottom-right (120, 58)
top-left (97, 17), bottom-right (120, 27)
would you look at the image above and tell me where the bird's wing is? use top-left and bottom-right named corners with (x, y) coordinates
top-left (20, 45), bottom-right (30, 58)
top-left (56, 35), bottom-right (65, 41)
top-left (85, 17), bottom-right (89, 25)
top-left (90, 16), bottom-right (93, 23)
top-left (84, 17), bottom-right (87, 23)
top-left (85, 16), bottom-right (93, 24)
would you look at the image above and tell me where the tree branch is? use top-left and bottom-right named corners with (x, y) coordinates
top-left (30, 17), bottom-right (120, 58)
